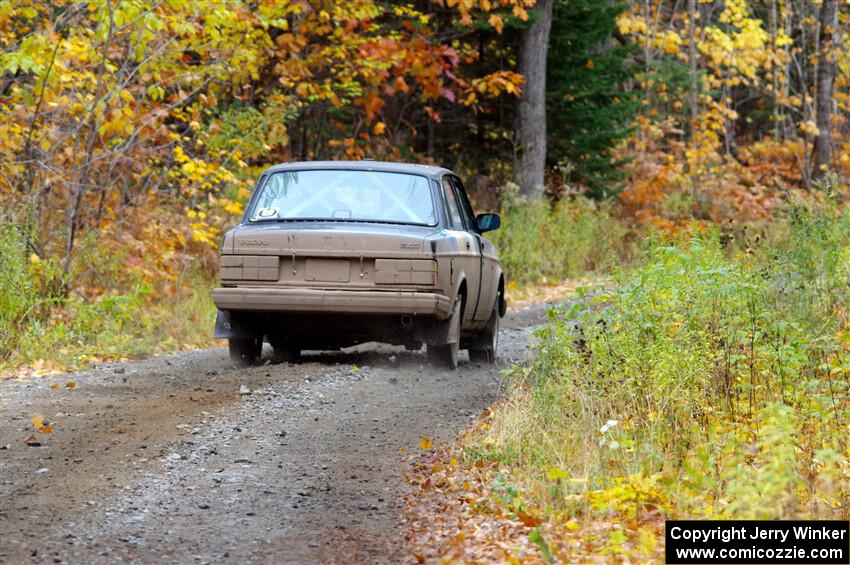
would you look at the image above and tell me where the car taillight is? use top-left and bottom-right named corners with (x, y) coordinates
top-left (220, 255), bottom-right (280, 281)
top-left (374, 259), bottom-right (437, 285)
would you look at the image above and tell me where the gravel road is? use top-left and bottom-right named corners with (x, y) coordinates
top-left (0, 303), bottom-right (551, 564)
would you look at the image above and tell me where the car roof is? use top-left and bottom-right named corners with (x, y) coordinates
top-left (261, 160), bottom-right (453, 179)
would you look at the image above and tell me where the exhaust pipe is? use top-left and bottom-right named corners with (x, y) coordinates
top-left (400, 315), bottom-right (413, 329)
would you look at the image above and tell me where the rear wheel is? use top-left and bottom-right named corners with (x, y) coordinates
top-left (229, 337), bottom-right (262, 367)
top-left (427, 297), bottom-right (461, 370)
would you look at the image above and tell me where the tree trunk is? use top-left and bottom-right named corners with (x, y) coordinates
top-left (62, 0), bottom-right (115, 292)
top-left (768, 0), bottom-right (781, 140)
top-left (687, 0), bottom-right (698, 141)
top-left (514, 0), bottom-right (553, 201)
top-left (813, 0), bottom-right (837, 181)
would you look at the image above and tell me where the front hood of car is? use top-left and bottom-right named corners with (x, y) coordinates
top-left (223, 222), bottom-right (440, 258)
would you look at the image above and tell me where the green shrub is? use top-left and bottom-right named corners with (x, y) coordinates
top-left (490, 191), bottom-right (636, 286)
top-left (0, 216), bottom-right (38, 361)
top-left (481, 200), bottom-right (850, 520)
top-left (0, 213), bottom-right (217, 371)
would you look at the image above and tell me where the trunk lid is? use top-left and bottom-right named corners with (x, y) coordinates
top-left (220, 222), bottom-right (439, 288)
top-left (225, 222), bottom-right (436, 258)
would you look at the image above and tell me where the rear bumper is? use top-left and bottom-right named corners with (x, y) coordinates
top-left (213, 287), bottom-right (452, 319)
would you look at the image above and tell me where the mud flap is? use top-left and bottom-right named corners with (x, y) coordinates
top-left (417, 298), bottom-right (460, 346)
top-left (447, 299), bottom-right (461, 344)
top-left (214, 310), bottom-right (254, 339)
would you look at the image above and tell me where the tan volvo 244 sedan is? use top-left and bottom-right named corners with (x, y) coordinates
top-left (212, 161), bottom-right (506, 369)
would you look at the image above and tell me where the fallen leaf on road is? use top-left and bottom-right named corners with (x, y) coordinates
top-left (31, 415), bottom-right (54, 434)
top-left (517, 511), bottom-right (544, 527)
top-left (65, 381), bottom-right (76, 389)
top-left (24, 435), bottom-right (41, 447)
top-left (418, 437), bottom-right (433, 450)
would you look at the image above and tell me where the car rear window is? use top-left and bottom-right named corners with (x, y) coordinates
top-left (248, 169), bottom-right (437, 226)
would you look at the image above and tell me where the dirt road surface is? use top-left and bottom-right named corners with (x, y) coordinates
top-left (0, 304), bottom-right (551, 564)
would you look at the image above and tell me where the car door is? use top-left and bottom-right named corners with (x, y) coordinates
top-left (451, 176), bottom-right (499, 322)
top-left (446, 176), bottom-right (484, 322)
top-left (441, 176), bottom-right (480, 324)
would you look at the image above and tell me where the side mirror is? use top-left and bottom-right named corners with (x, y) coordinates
top-left (476, 213), bottom-right (501, 233)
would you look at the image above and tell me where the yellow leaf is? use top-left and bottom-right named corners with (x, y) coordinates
top-left (49, 383), bottom-right (59, 390)
top-left (223, 200), bottom-right (244, 215)
top-left (488, 14), bottom-right (504, 33)
top-left (547, 466), bottom-right (569, 480)
top-left (31, 415), bottom-right (54, 434)
top-left (418, 437), bottom-right (433, 450)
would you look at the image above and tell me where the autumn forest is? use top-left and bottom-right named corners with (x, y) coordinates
top-left (1, 0), bottom-right (849, 561)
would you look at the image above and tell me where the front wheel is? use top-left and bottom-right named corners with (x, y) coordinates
top-left (229, 337), bottom-right (262, 367)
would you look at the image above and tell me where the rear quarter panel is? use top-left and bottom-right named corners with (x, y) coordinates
top-left (429, 230), bottom-right (486, 329)
top-left (478, 237), bottom-right (502, 320)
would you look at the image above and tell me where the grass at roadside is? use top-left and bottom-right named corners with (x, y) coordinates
top-left (406, 195), bottom-right (850, 562)
top-left (0, 217), bottom-right (216, 376)
top-left (490, 196), bottom-right (636, 287)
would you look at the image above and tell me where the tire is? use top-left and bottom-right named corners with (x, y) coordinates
top-left (468, 301), bottom-right (500, 364)
top-left (229, 337), bottom-right (262, 367)
top-left (427, 297), bottom-right (461, 370)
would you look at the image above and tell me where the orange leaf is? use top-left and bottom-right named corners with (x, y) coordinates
top-left (517, 511), bottom-right (544, 527)
top-left (31, 415), bottom-right (54, 434)
top-left (65, 381), bottom-right (76, 389)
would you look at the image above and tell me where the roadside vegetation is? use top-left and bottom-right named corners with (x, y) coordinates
top-left (1, 213), bottom-right (215, 373)
top-left (490, 190), bottom-right (636, 288)
top-left (436, 181), bottom-right (849, 560)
